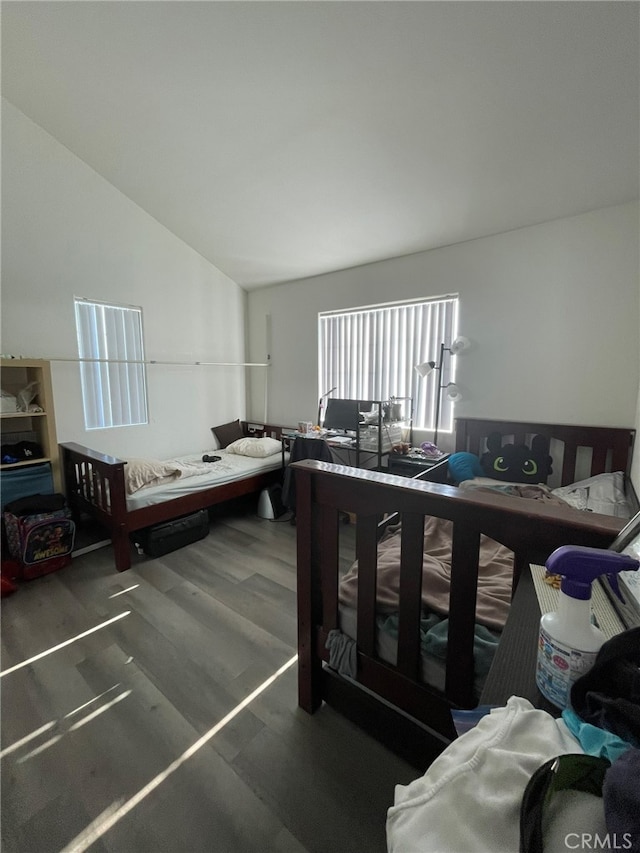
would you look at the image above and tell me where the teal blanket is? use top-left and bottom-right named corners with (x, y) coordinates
top-left (376, 612), bottom-right (500, 683)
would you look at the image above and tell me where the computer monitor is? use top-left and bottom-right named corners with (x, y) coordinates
top-left (322, 398), bottom-right (374, 433)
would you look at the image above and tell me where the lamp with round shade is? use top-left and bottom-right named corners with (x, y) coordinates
top-left (445, 383), bottom-right (462, 403)
top-left (449, 336), bottom-right (471, 356)
top-left (414, 337), bottom-right (470, 446)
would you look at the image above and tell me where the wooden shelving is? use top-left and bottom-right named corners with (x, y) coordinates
top-left (0, 358), bottom-right (61, 492)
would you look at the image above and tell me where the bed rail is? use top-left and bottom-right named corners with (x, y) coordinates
top-left (294, 460), bottom-right (626, 764)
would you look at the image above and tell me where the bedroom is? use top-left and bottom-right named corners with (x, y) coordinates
top-left (1, 2), bottom-right (639, 851)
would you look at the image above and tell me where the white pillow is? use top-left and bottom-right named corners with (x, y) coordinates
top-left (225, 437), bottom-right (282, 458)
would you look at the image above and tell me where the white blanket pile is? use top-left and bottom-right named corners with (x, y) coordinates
top-left (124, 456), bottom-right (227, 495)
top-left (551, 471), bottom-right (632, 518)
top-left (387, 697), bottom-right (606, 853)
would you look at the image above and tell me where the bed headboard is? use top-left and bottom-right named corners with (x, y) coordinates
top-left (241, 421), bottom-right (296, 441)
top-left (455, 417), bottom-right (635, 488)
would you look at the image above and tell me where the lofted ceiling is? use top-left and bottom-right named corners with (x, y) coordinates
top-left (2, 1), bottom-right (638, 290)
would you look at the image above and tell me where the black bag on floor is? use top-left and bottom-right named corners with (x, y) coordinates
top-left (136, 509), bottom-right (209, 558)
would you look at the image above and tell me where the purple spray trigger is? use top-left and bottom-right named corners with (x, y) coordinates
top-left (546, 546), bottom-right (639, 598)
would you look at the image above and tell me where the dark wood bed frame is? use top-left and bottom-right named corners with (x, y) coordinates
top-left (60, 421), bottom-right (291, 572)
top-left (294, 417), bottom-right (636, 769)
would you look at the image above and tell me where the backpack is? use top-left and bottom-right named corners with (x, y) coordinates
top-left (3, 493), bottom-right (75, 580)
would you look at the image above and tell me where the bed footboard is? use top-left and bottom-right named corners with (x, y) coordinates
top-left (293, 460), bottom-right (626, 765)
top-left (60, 442), bottom-right (130, 571)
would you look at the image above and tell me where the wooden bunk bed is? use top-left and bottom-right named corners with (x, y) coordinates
top-left (293, 418), bottom-right (636, 769)
top-left (60, 422), bottom-right (290, 572)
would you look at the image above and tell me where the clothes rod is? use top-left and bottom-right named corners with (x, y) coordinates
top-left (16, 357), bottom-right (270, 367)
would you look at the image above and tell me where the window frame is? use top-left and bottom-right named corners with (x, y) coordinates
top-left (74, 297), bottom-right (149, 430)
top-left (318, 295), bottom-right (459, 433)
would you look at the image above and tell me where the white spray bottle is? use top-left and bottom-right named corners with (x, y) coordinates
top-left (536, 545), bottom-right (639, 709)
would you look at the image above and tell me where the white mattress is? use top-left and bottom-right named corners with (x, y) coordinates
top-left (126, 449), bottom-right (286, 510)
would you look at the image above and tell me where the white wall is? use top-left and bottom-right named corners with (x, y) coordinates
top-left (3, 98), bottom-right (638, 485)
top-left (1, 100), bottom-right (250, 460)
top-left (247, 202), bottom-right (639, 463)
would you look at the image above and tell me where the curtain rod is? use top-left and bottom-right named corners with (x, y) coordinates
top-left (19, 357), bottom-right (271, 367)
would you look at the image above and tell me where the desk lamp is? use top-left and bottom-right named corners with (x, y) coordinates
top-left (317, 386), bottom-right (337, 427)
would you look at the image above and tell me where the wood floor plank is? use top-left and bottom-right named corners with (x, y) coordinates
top-left (168, 551), bottom-right (299, 649)
top-left (166, 579), bottom-right (293, 670)
top-left (1, 506), bottom-right (415, 852)
top-left (112, 577), bottom-right (256, 683)
top-left (243, 552), bottom-right (298, 592)
top-left (191, 530), bottom-right (299, 593)
top-left (232, 721), bottom-right (399, 853)
top-left (97, 609), bottom-right (266, 750)
top-left (3, 789), bottom-right (110, 853)
top-left (96, 745), bottom-right (292, 853)
top-left (270, 826), bottom-right (309, 853)
top-left (131, 557), bottom-right (185, 593)
top-left (238, 572), bottom-right (297, 614)
top-left (184, 568), bottom-right (298, 648)
top-left (0, 571), bottom-right (121, 669)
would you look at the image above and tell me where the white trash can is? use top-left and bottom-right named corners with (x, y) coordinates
top-left (257, 487), bottom-right (276, 519)
top-left (257, 484), bottom-right (286, 519)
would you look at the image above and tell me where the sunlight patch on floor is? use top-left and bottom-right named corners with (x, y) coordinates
top-left (60, 654), bottom-right (299, 853)
top-left (0, 721), bottom-right (57, 759)
top-left (108, 585), bottom-right (139, 599)
top-left (3, 684), bottom-right (131, 764)
top-left (0, 612), bottom-right (131, 678)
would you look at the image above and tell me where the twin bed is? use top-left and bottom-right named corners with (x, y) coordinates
top-left (292, 417), bottom-right (636, 768)
top-left (60, 421), bottom-right (290, 571)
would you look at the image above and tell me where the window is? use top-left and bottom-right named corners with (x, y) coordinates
top-left (74, 298), bottom-right (148, 429)
top-left (319, 296), bottom-right (458, 432)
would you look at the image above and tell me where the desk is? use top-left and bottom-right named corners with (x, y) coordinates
top-left (288, 432), bottom-right (387, 470)
top-left (326, 436), bottom-right (384, 470)
top-left (480, 564), bottom-right (627, 712)
top-left (282, 432), bottom-right (356, 461)
top-left (387, 452), bottom-right (450, 480)
top-left (479, 567), bottom-right (557, 711)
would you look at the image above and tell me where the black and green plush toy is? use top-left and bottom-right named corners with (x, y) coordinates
top-left (480, 432), bottom-right (553, 484)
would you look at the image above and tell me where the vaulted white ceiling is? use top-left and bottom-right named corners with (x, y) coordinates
top-left (2, 1), bottom-right (638, 290)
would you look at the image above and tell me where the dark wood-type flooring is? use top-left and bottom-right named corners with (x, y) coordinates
top-left (1, 500), bottom-right (416, 853)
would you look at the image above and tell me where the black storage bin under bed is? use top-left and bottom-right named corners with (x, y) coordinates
top-left (136, 509), bottom-right (209, 558)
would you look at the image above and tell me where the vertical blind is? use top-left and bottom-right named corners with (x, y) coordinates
top-left (75, 298), bottom-right (148, 429)
top-left (319, 296), bottom-right (458, 431)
